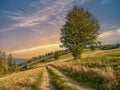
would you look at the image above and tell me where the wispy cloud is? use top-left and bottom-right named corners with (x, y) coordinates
top-left (100, 23), bottom-right (119, 32)
top-left (0, 9), bottom-right (22, 16)
top-left (80, 0), bottom-right (91, 5)
top-left (11, 43), bottom-right (60, 53)
top-left (11, 43), bottom-right (62, 58)
top-left (98, 27), bottom-right (120, 44)
top-left (0, 0), bottom-right (92, 33)
top-left (0, 0), bottom-right (69, 33)
top-left (101, 0), bottom-right (111, 5)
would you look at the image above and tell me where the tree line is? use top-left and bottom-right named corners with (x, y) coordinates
top-left (0, 51), bottom-right (18, 76)
top-left (18, 49), bottom-right (69, 70)
top-left (99, 43), bottom-right (120, 50)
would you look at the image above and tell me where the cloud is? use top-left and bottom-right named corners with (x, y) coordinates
top-left (15, 15), bottom-right (49, 28)
top-left (100, 23), bottom-right (119, 32)
top-left (0, 0), bottom-right (92, 33)
top-left (0, 25), bottom-right (17, 32)
top-left (98, 27), bottom-right (120, 44)
top-left (31, 29), bottom-right (42, 34)
top-left (80, 0), bottom-right (91, 5)
top-left (0, 9), bottom-right (22, 16)
top-left (11, 43), bottom-right (60, 54)
top-left (11, 43), bottom-right (62, 58)
top-left (101, 0), bottom-right (111, 5)
top-left (1, 0), bottom-right (66, 33)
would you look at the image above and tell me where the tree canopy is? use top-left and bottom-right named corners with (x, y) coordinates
top-left (60, 6), bottom-right (100, 59)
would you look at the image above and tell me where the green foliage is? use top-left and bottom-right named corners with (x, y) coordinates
top-left (54, 51), bottom-right (60, 60)
top-left (22, 63), bottom-right (29, 70)
top-left (7, 54), bottom-right (13, 65)
top-left (60, 6), bottom-right (100, 59)
top-left (33, 68), bottom-right (44, 90)
top-left (52, 48), bottom-right (120, 90)
top-left (99, 43), bottom-right (120, 50)
top-left (0, 57), bottom-right (9, 75)
top-left (53, 64), bottom-right (119, 90)
top-left (20, 49), bottom-right (69, 68)
top-left (0, 51), bottom-right (18, 76)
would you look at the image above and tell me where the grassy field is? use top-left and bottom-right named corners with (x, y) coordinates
top-left (0, 67), bottom-right (44, 90)
top-left (47, 66), bottom-right (80, 90)
top-left (51, 48), bottom-right (120, 90)
top-left (0, 48), bottom-right (120, 90)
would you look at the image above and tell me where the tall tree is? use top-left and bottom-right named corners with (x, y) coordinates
top-left (54, 51), bottom-right (59, 60)
top-left (60, 6), bottom-right (100, 60)
top-left (0, 52), bottom-right (8, 74)
top-left (7, 54), bottom-right (13, 65)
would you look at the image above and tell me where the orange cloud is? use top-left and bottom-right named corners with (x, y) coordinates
top-left (10, 43), bottom-right (63, 58)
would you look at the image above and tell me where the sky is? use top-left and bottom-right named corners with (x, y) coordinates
top-left (0, 0), bottom-right (120, 58)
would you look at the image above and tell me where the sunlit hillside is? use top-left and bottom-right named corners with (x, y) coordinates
top-left (11, 44), bottom-right (62, 58)
top-left (0, 0), bottom-right (120, 90)
top-left (0, 48), bottom-right (120, 90)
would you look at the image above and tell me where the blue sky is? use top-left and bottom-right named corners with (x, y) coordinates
top-left (0, 0), bottom-right (120, 58)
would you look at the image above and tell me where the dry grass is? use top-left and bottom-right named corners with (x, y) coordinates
top-left (0, 68), bottom-right (42, 90)
top-left (82, 49), bottom-right (104, 58)
top-left (52, 60), bottom-right (119, 90)
top-left (47, 66), bottom-right (79, 90)
top-left (93, 66), bottom-right (116, 80)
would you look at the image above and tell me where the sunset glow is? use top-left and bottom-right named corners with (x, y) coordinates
top-left (0, 0), bottom-right (120, 58)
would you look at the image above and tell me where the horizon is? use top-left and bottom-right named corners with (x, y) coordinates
top-left (0, 0), bottom-right (120, 58)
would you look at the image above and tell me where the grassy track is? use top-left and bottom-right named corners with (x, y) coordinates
top-left (47, 66), bottom-right (80, 90)
top-left (51, 48), bottom-right (120, 90)
top-left (32, 67), bottom-right (44, 90)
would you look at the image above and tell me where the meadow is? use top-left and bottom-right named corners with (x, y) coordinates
top-left (0, 48), bottom-right (120, 90)
top-left (51, 48), bottom-right (120, 90)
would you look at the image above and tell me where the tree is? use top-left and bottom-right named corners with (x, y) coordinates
top-left (60, 6), bottom-right (100, 60)
top-left (23, 63), bottom-right (29, 70)
top-left (7, 54), bottom-right (13, 65)
top-left (1, 52), bottom-right (6, 57)
top-left (0, 51), bottom-right (1, 57)
top-left (12, 59), bottom-right (18, 71)
top-left (0, 52), bottom-right (8, 74)
top-left (54, 51), bottom-right (59, 60)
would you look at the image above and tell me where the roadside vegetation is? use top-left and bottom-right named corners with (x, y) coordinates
top-left (33, 67), bottom-right (44, 90)
top-left (0, 67), bottom-right (44, 90)
top-left (18, 49), bottom-right (69, 70)
top-left (51, 49), bottom-right (120, 90)
top-left (0, 51), bottom-right (18, 77)
top-left (47, 66), bottom-right (80, 90)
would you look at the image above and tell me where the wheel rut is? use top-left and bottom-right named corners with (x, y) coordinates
top-left (50, 66), bottom-right (94, 90)
top-left (41, 67), bottom-right (53, 90)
